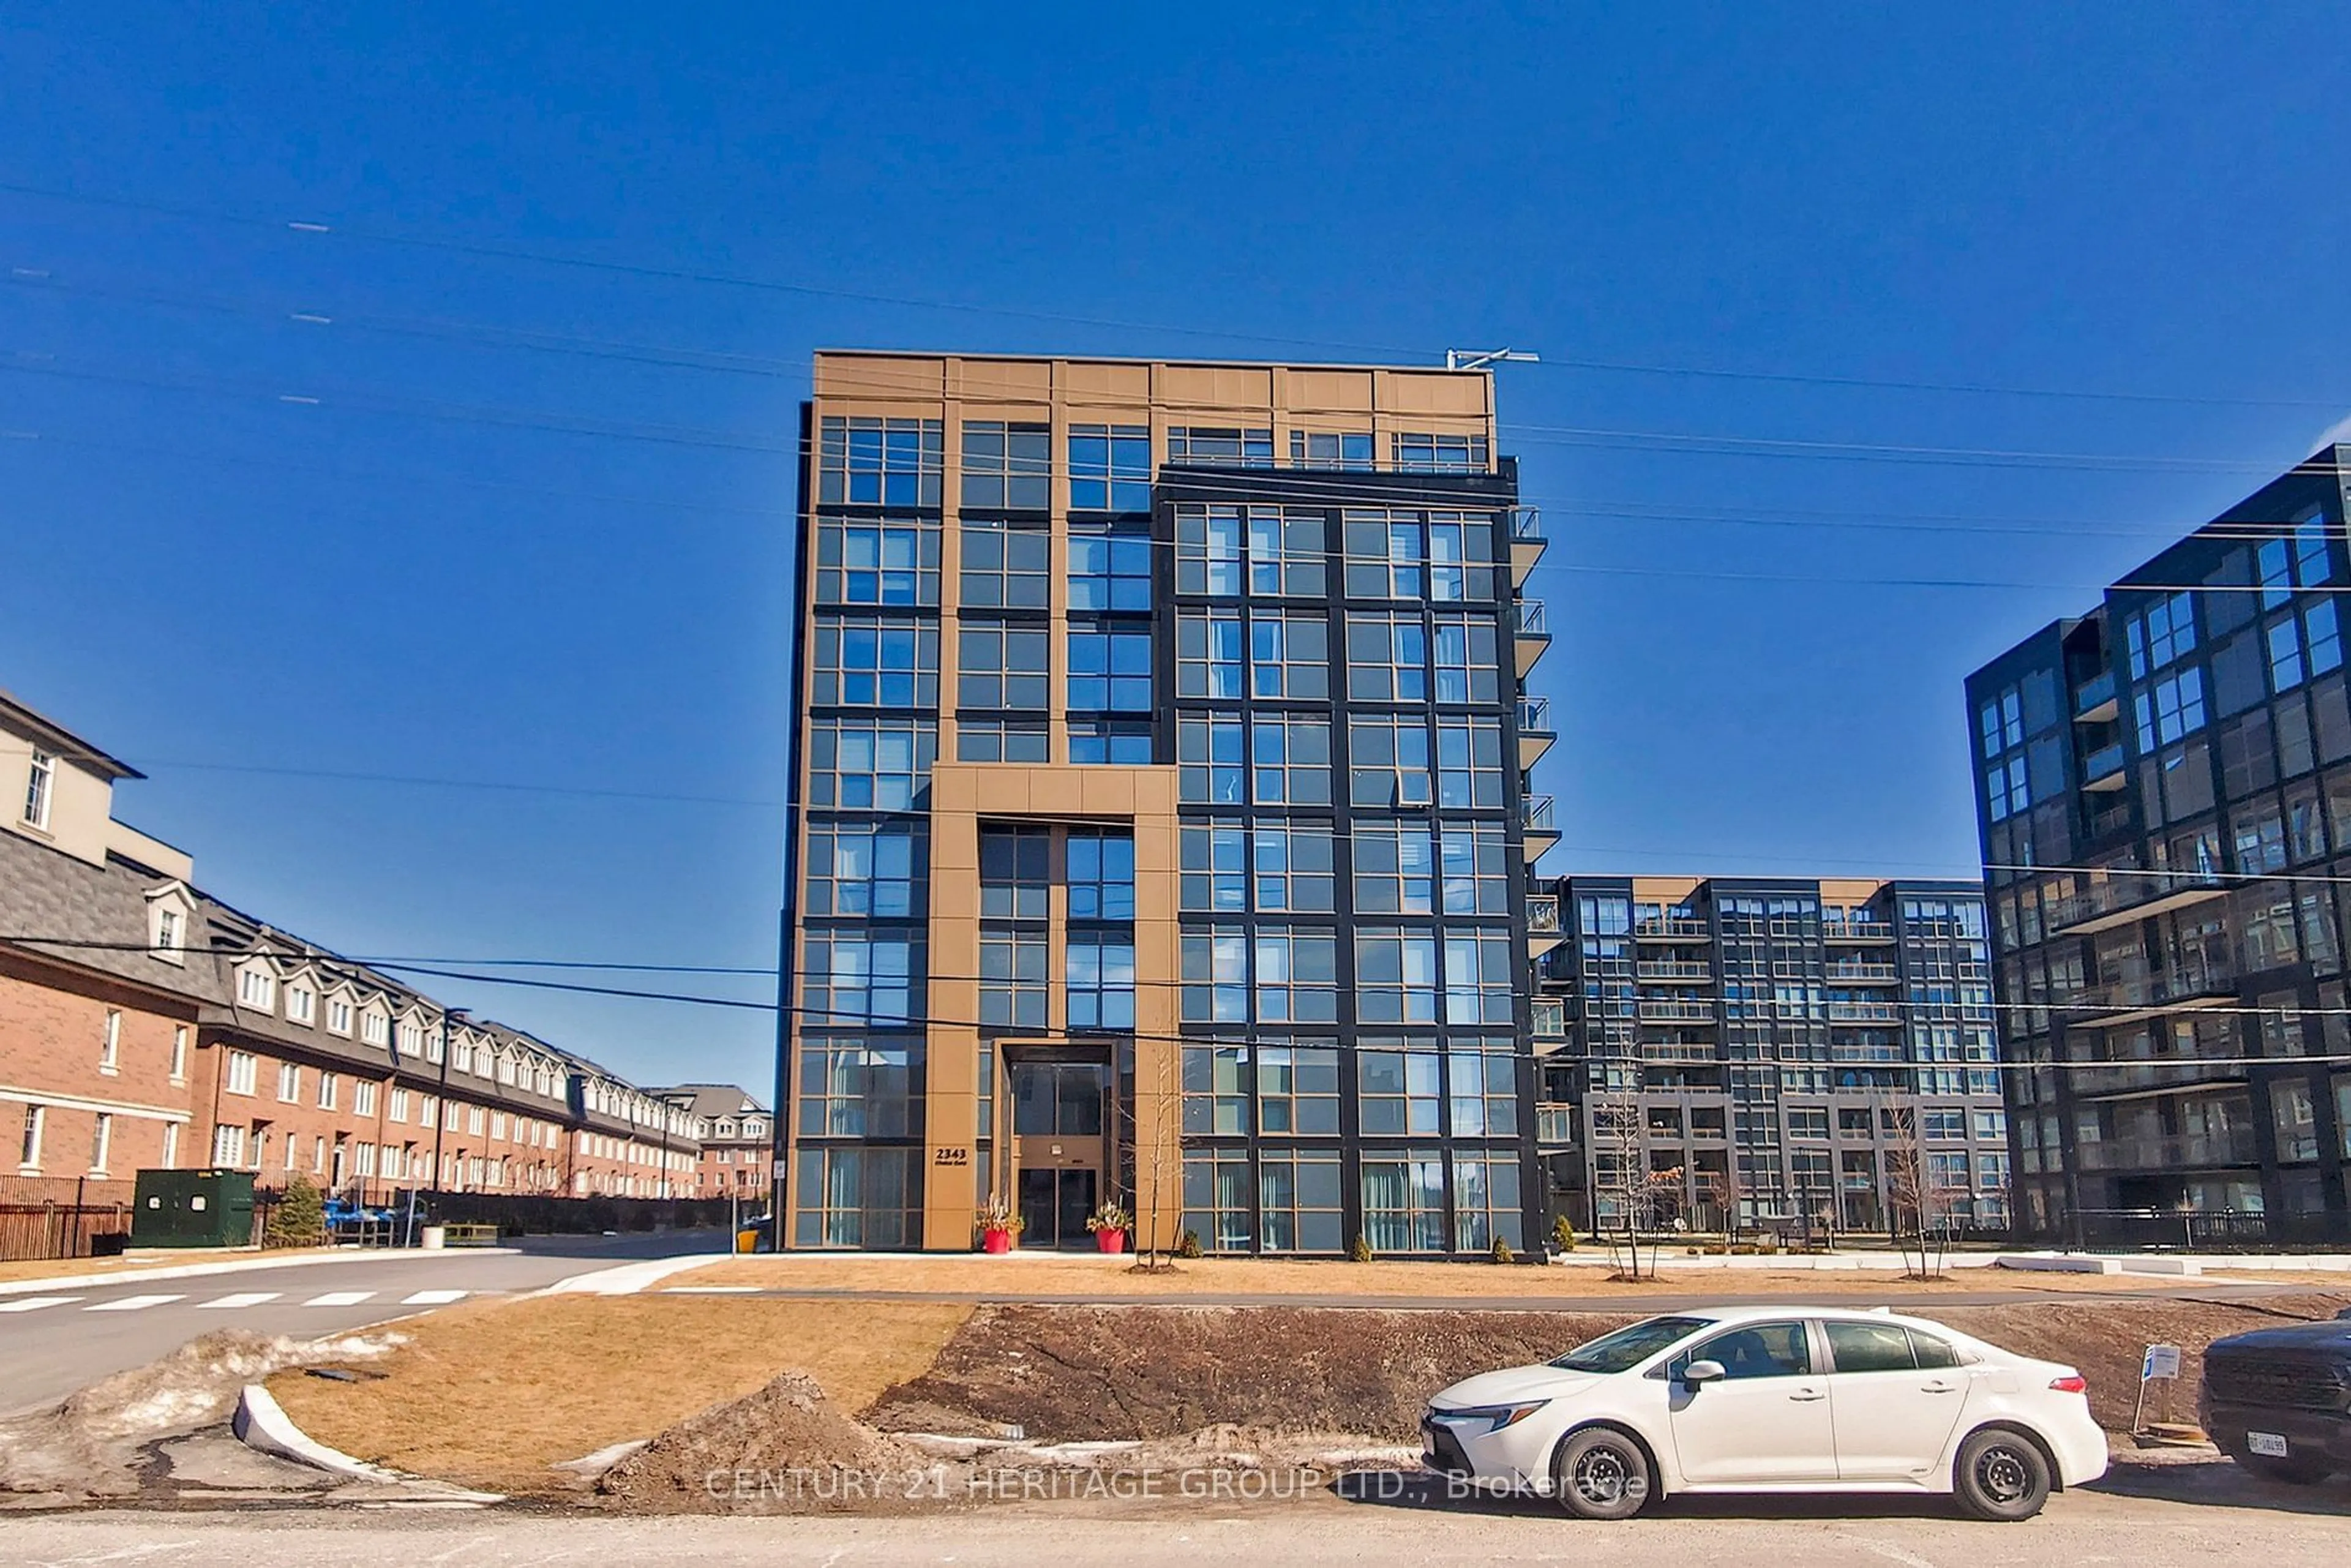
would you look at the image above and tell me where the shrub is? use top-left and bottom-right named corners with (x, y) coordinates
top-left (1490, 1236), bottom-right (1513, 1265)
top-left (266, 1174), bottom-right (326, 1249)
top-left (1176, 1228), bottom-right (1202, 1259)
top-left (1349, 1234), bottom-right (1374, 1263)
top-left (1550, 1215), bottom-right (1577, 1251)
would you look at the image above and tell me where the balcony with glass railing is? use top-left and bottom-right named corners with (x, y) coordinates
top-left (1633, 917), bottom-right (1710, 940)
top-left (1510, 507), bottom-right (1547, 583)
top-left (1825, 961), bottom-right (1900, 983)
top-left (2072, 964), bottom-right (2237, 1027)
top-left (1520, 793), bottom-right (1559, 859)
top-left (1826, 1000), bottom-right (1902, 1024)
top-left (1512, 598), bottom-right (1551, 675)
top-left (2067, 1058), bottom-right (2230, 1097)
top-left (1531, 997), bottom-right (1568, 1043)
top-left (2075, 1130), bottom-right (2255, 1171)
top-left (2047, 869), bottom-right (2229, 936)
top-left (1517, 694), bottom-right (1554, 769)
top-left (2082, 741), bottom-right (2128, 793)
top-left (1822, 920), bottom-right (1897, 943)
top-left (2073, 669), bottom-right (2119, 723)
top-left (1535, 1102), bottom-right (1575, 1146)
top-left (1635, 959), bottom-right (1712, 983)
top-left (1638, 997), bottom-right (1717, 1024)
top-left (1525, 892), bottom-right (1565, 956)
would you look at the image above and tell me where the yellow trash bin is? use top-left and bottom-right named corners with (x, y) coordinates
top-left (736, 1227), bottom-right (760, 1255)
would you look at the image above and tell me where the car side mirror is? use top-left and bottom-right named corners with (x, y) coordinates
top-left (1682, 1359), bottom-right (1726, 1387)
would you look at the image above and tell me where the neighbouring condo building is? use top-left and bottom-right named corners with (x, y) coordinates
top-left (1537, 876), bottom-right (2010, 1237)
top-left (1968, 442), bottom-right (2351, 1245)
top-left (1, 686), bottom-right (700, 1238)
top-left (782, 351), bottom-right (1558, 1253)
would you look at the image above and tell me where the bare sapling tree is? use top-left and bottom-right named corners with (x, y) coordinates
top-left (1127, 1045), bottom-right (1183, 1273)
top-left (1881, 1100), bottom-right (1955, 1279)
top-left (1595, 1099), bottom-right (1682, 1280)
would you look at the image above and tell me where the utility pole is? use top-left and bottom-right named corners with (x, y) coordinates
top-left (428, 1007), bottom-right (465, 1224)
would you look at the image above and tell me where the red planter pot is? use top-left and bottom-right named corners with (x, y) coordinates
top-left (1093, 1228), bottom-right (1127, 1254)
top-left (981, 1228), bottom-right (1013, 1254)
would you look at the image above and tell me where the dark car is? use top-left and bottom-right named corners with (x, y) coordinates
top-left (2199, 1309), bottom-right (2351, 1485)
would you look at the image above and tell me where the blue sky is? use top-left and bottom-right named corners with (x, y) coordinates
top-left (4, 4), bottom-right (2349, 1092)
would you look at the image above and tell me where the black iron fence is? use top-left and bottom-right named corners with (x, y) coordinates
top-left (247, 1184), bottom-right (749, 1244)
top-left (2066, 1207), bottom-right (2351, 1252)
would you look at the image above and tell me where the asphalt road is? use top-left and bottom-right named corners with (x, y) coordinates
top-left (0, 1229), bottom-right (725, 1416)
top-left (4, 1472), bottom-right (2348, 1568)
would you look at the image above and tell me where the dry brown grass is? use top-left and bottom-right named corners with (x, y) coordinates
top-left (264, 1294), bottom-right (970, 1494)
top-left (658, 1253), bottom-right (2309, 1299)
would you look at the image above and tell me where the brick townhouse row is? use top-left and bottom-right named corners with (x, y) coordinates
top-left (2, 688), bottom-right (700, 1205)
top-left (649, 1082), bottom-right (775, 1201)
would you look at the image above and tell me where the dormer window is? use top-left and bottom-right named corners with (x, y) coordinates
top-left (327, 996), bottom-right (353, 1036)
top-left (237, 967), bottom-right (277, 1010)
top-left (287, 984), bottom-right (316, 1026)
top-left (23, 749), bottom-right (53, 830)
top-left (145, 887), bottom-right (193, 967)
top-left (366, 1011), bottom-right (392, 1048)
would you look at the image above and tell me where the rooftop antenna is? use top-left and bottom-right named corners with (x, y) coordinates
top-left (1444, 347), bottom-right (1542, 372)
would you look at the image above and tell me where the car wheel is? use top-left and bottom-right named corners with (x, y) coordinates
top-left (1551, 1427), bottom-right (1652, 1520)
top-left (2240, 1454), bottom-right (2337, 1487)
top-left (1952, 1427), bottom-right (2052, 1522)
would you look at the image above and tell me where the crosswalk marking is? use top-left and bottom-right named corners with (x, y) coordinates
top-left (0, 1295), bottom-right (80, 1313)
top-left (196, 1292), bottom-right (282, 1310)
top-left (400, 1289), bottom-right (467, 1305)
top-left (304, 1291), bottom-right (376, 1307)
top-left (85, 1294), bottom-right (185, 1312)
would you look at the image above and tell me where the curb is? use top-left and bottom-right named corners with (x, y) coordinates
top-left (233, 1384), bottom-right (504, 1504)
top-left (540, 1252), bottom-right (735, 1296)
top-left (0, 1247), bottom-right (521, 1299)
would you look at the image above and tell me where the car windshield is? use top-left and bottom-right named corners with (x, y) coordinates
top-left (1548, 1316), bottom-right (1715, 1374)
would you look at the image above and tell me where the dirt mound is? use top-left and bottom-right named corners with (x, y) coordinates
top-left (1933, 1292), bottom-right (2351, 1432)
top-left (596, 1370), bottom-right (947, 1515)
top-left (871, 1304), bottom-right (1628, 1442)
top-left (0, 1328), bottom-right (402, 1500)
top-left (872, 1294), bottom-right (2351, 1444)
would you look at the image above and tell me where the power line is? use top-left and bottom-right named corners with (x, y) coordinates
top-left (13, 416), bottom-right (2330, 555)
top-left (0, 179), bottom-right (1425, 358)
top-left (9, 328), bottom-right (2351, 481)
top-left (12, 931), bottom-right (2351, 1045)
top-left (9, 178), bottom-right (2350, 413)
top-left (135, 759), bottom-right (779, 808)
top-left (9, 432), bottom-right (2346, 602)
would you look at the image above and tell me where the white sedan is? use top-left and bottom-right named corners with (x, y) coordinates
top-left (1423, 1305), bottom-right (2107, 1521)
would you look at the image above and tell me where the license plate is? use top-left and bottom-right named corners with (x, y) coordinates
top-left (2248, 1431), bottom-right (2290, 1458)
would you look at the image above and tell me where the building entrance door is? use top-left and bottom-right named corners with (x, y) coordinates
top-left (1016, 1167), bottom-right (1098, 1249)
top-left (1008, 1057), bottom-right (1110, 1248)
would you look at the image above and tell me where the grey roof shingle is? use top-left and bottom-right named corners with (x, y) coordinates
top-left (0, 825), bottom-right (195, 997)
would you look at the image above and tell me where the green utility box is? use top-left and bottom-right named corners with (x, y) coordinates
top-left (130, 1169), bottom-right (257, 1249)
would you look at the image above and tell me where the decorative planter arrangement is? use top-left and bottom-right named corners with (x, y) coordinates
top-left (977, 1192), bottom-right (1024, 1253)
top-left (1086, 1201), bottom-right (1133, 1255)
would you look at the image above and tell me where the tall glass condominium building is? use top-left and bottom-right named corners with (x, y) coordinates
top-left (1968, 443), bottom-right (2351, 1246)
top-left (781, 353), bottom-right (1558, 1253)
top-left (1537, 876), bottom-right (2009, 1237)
